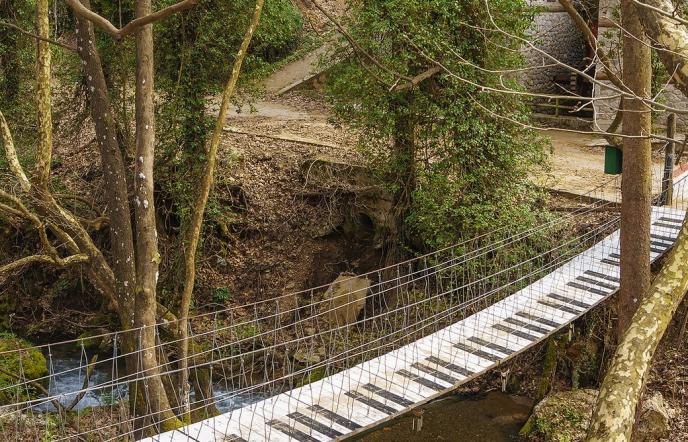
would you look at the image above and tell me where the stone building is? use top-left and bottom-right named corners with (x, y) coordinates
top-left (523, 0), bottom-right (688, 130)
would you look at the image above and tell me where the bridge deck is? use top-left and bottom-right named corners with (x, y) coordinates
top-left (147, 207), bottom-right (685, 442)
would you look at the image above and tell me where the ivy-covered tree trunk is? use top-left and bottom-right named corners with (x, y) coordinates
top-left (177, 0), bottom-right (265, 420)
top-left (386, 93), bottom-right (417, 264)
top-left (618, 0), bottom-right (653, 336)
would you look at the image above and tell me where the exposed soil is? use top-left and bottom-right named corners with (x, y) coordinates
top-left (197, 89), bottom-right (375, 308)
top-left (292, 0), bottom-right (348, 32)
top-left (646, 309), bottom-right (688, 439)
top-left (358, 391), bottom-right (533, 442)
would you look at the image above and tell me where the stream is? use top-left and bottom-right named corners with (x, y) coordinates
top-left (40, 352), bottom-right (532, 441)
top-left (36, 349), bottom-right (260, 413)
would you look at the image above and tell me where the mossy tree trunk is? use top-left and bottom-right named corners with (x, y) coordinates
top-left (177, 0), bottom-right (264, 420)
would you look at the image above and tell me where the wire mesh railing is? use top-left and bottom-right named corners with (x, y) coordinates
top-left (0, 169), bottom-right (685, 441)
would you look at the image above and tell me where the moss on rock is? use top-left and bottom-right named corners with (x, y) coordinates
top-left (0, 333), bottom-right (48, 405)
top-left (520, 389), bottom-right (597, 442)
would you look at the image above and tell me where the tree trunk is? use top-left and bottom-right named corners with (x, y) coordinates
top-left (386, 94), bottom-right (416, 264)
top-left (587, 220), bottom-right (688, 441)
top-left (635, 0), bottom-right (688, 98)
top-left (74, 0), bottom-right (137, 333)
top-left (35, 0), bottom-right (52, 189)
top-left (176, 0), bottom-right (264, 420)
top-left (618, 0), bottom-right (653, 336)
top-left (133, 0), bottom-right (179, 433)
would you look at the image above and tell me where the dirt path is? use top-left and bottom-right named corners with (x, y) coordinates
top-left (263, 44), bottom-right (331, 95)
top-left (536, 131), bottom-right (665, 201)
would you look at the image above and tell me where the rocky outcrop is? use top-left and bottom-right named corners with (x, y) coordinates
top-left (300, 155), bottom-right (394, 244)
top-left (321, 273), bottom-right (370, 327)
top-left (520, 389), bottom-right (597, 441)
top-left (635, 392), bottom-right (673, 442)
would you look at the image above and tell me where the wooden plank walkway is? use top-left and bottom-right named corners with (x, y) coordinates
top-left (147, 206), bottom-right (685, 442)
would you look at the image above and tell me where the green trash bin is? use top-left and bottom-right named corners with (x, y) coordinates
top-left (604, 145), bottom-right (623, 174)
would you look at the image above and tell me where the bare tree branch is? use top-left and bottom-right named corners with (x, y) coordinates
top-left (558, 0), bottom-right (626, 91)
top-left (65, 0), bottom-right (199, 40)
top-left (0, 253), bottom-right (89, 275)
top-left (309, 0), bottom-right (413, 84)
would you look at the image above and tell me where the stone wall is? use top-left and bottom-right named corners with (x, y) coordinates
top-left (520, 0), bottom-right (688, 131)
top-left (658, 85), bottom-right (688, 129)
top-left (592, 0), bottom-right (688, 130)
top-left (521, 2), bottom-right (588, 94)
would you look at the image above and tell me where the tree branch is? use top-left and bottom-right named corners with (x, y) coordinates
top-left (558, 0), bottom-right (626, 91)
top-left (309, 0), bottom-right (413, 83)
top-left (0, 20), bottom-right (76, 51)
top-left (0, 253), bottom-right (89, 275)
top-left (65, 0), bottom-right (199, 40)
top-left (0, 111), bottom-right (30, 192)
top-left (392, 66), bottom-right (443, 91)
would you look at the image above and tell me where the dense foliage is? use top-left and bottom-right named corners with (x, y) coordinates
top-left (154, 0), bottom-right (303, 230)
top-left (0, 0), bottom-right (38, 157)
top-left (328, 0), bottom-right (549, 251)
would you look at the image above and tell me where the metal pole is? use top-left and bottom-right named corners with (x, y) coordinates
top-left (662, 113), bottom-right (676, 205)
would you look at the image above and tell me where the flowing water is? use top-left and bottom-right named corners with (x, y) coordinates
top-left (36, 349), bottom-right (260, 412)
top-left (358, 391), bottom-right (533, 442)
top-left (39, 351), bottom-right (532, 441)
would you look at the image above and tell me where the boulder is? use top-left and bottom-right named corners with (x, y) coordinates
top-left (636, 392), bottom-right (673, 442)
top-left (520, 388), bottom-right (597, 441)
top-left (0, 333), bottom-right (48, 405)
top-left (321, 273), bottom-right (370, 327)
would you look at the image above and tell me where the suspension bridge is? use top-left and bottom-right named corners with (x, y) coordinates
top-left (1, 171), bottom-right (687, 442)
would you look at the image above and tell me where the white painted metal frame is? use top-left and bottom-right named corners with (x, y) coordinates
top-left (145, 207), bottom-right (685, 442)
